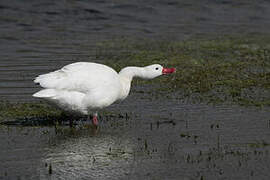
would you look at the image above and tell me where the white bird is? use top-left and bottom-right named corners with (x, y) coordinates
top-left (33, 62), bottom-right (175, 126)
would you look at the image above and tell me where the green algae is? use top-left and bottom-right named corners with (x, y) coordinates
top-left (95, 34), bottom-right (270, 106)
top-left (0, 102), bottom-right (61, 122)
top-left (1, 35), bottom-right (270, 121)
top-left (0, 101), bottom-right (132, 124)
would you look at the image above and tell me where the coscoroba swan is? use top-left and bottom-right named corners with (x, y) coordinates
top-left (33, 62), bottom-right (175, 126)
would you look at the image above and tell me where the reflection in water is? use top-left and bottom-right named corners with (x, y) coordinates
top-left (40, 127), bottom-right (135, 180)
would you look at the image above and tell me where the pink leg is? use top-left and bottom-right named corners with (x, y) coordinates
top-left (92, 113), bottom-right (98, 126)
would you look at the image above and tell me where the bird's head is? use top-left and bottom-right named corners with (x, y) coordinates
top-left (143, 64), bottom-right (176, 79)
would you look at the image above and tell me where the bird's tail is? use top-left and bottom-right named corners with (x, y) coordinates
top-left (33, 89), bottom-right (57, 98)
top-left (32, 89), bottom-right (87, 114)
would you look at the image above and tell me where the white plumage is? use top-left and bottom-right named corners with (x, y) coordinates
top-left (33, 62), bottom-right (175, 126)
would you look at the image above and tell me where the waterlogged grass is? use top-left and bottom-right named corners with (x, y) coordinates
top-left (0, 101), bottom-right (131, 123)
top-left (95, 35), bottom-right (270, 106)
top-left (0, 35), bottom-right (269, 121)
top-left (0, 102), bottom-right (61, 122)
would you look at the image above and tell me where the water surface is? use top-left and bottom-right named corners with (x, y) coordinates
top-left (1, 94), bottom-right (270, 179)
top-left (1, 0), bottom-right (270, 101)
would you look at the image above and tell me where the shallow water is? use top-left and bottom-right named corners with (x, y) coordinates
top-left (1, 94), bottom-right (270, 180)
top-left (1, 0), bottom-right (270, 101)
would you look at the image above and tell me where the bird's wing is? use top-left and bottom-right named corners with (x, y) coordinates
top-left (34, 62), bottom-right (120, 93)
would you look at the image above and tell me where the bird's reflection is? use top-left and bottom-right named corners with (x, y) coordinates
top-left (40, 124), bottom-right (135, 179)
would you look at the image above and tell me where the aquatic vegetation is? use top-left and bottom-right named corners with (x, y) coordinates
top-left (0, 102), bottom-right (61, 122)
top-left (0, 35), bottom-right (269, 123)
top-left (95, 34), bottom-right (270, 106)
top-left (0, 101), bottom-right (132, 125)
top-left (247, 141), bottom-right (270, 148)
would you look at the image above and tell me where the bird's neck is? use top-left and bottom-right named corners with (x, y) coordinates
top-left (118, 67), bottom-right (144, 100)
top-left (119, 66), bottom-right (145, 81)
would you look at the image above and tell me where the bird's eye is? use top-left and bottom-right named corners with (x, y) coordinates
top-left (155, 67), bottom-right (159, 70)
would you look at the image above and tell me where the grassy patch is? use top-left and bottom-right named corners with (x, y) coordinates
top-left (0, 102), bottom-right (61, 122)
top-left (95, 34), bottom-right (270, 106)
top-left (0, 101), bottom-right (131, 123)
top-left (1, 35), bottom-right (269, 121)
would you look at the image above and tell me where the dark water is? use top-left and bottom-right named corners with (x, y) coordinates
top-left (1, 94), bottom-right (270, 179)
top-left (1, 0), bottom-right (270, 101)
top-left (1, 0), bottom-right (270, 180)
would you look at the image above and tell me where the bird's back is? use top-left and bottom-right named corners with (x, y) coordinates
top-left (33, 62), bottom-right (122, 113)
top-left (34, 62), bottom-right (119, 93)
